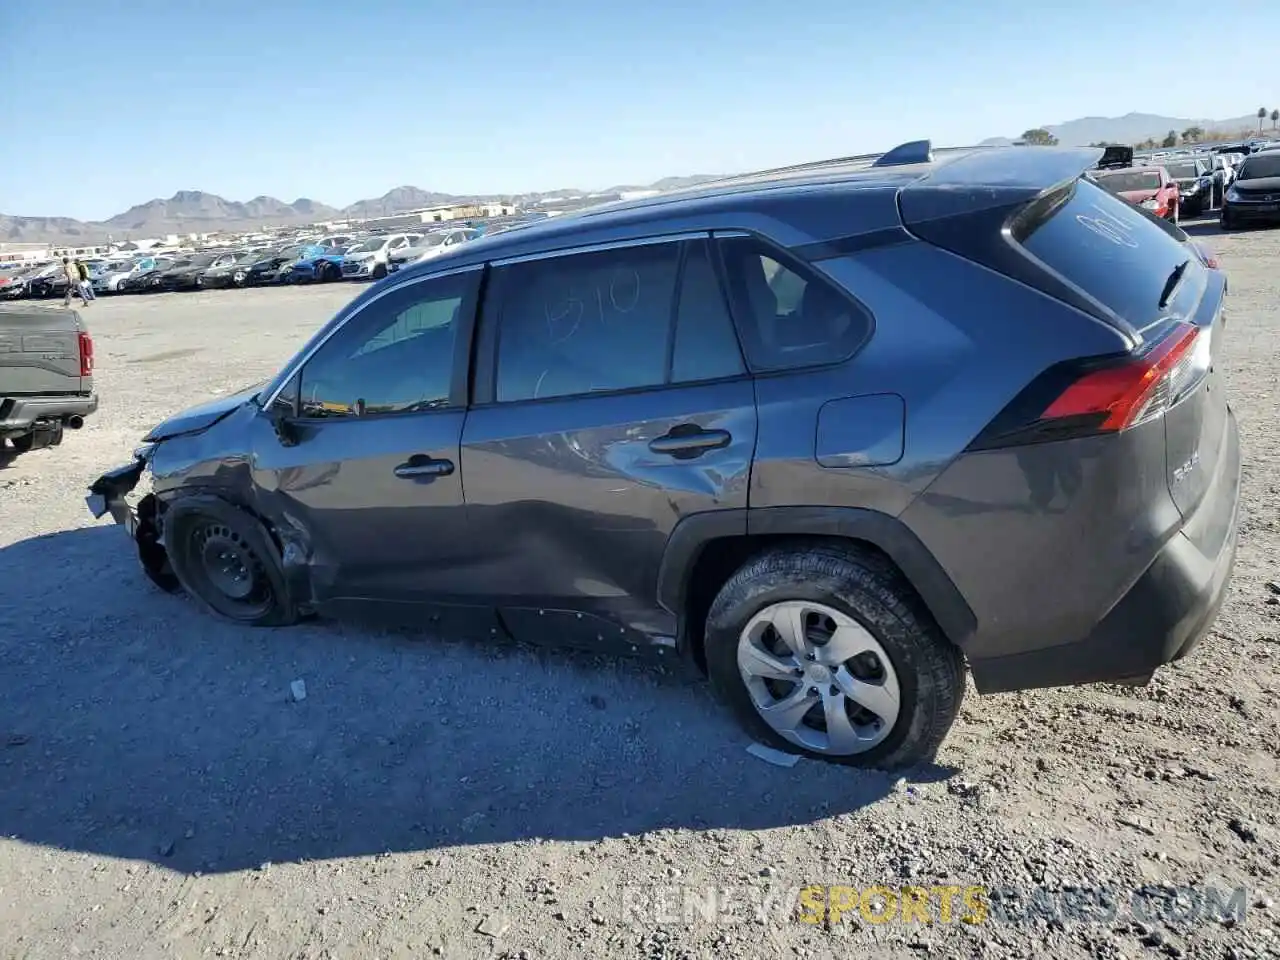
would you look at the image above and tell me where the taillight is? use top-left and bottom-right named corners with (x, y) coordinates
top-left (78, 331), bottom-right (94, 376)
top-left (968, 322), bottom-right (1205, 451)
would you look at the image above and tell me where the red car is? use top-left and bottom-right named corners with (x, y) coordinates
top-left (1091, 165), bottom-right (1180, 222)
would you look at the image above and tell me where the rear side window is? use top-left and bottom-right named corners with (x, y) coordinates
top-left (716, 235), bottom-right (872, 372)
top-left (1014, 178), bottom-right (1203, 328)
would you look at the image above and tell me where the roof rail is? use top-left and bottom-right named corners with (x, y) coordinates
top-left (873, 139), bottom-right (934, 167)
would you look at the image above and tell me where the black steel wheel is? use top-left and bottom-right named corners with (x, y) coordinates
top-left (163, 499), bottom-right (299, 626)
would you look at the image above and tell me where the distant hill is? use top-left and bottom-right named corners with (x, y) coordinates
top-left (983, 111), bottom-right (1274, 146)
top-left (0, 175), bottom-right (729, 245)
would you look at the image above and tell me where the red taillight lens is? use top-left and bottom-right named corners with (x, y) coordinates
top-left (1042, 324), bottom-right (1200, 431)
top-left (967, 322), bottom-right (1206, 452)
top-left (78, 331), bottom-right (94, 376)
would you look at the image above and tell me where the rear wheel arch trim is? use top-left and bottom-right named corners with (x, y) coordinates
top-left (658, 506), bottom-right (977, 649)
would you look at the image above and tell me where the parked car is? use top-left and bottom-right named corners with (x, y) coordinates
top-left (1091, 165), bottom-right (1180, 221)
top-left (341, 233), bottom-right (420, 280)
top-left (1220, 150), bottom-right (1280, 229)
top-left (0, 265), bottom-right (46, 299)
top-left (285, 246), bottom-right (350, 284)
top-left (317, 235), bottom-right (355, 249)
top-left (243, 244), bottom-right (326, 286)
top-left (154, 251), bottom-right (241, 291)
top-left (87, 141), bottom-right (1238, 769)
top-left (119, 257), bottom-right (177, 292)
top-left (200, 249), bottom-right (266, 289)
top-left (1157, 157), bottom-right (1217, 216)
top-left (94, 257), bottom-right (157, 293)
top-left (387, 229), bottom-right (480, 273)
top-left (1, 304), bottom-right (96, 454)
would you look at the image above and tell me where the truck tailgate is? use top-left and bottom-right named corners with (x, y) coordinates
top-left (0, 306), bottom-right (87, 395)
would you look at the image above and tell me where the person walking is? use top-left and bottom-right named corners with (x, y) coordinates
top-left (61, 257), bottom-right (83, 307)
top-left (75, 258), bottom-right (96, 303)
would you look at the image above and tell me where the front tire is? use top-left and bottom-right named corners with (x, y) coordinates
top-left (162, 498), bottom-right (299, 627)
top-left (1221, 209), bottom-right (1234, 231)
top-left (704, 544), bottom-right (964, 769)
top-left (372, 263), bottom-right (387, 280)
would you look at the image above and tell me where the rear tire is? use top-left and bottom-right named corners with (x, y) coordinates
top-left (162, 498), bottom-right (299, 627)
top-left (8, 433), bottom-right (33, 455)
top-left (703, 543), bottom-right (965, 769)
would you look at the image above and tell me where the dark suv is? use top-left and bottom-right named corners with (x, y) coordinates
top-left (88, 141), bottom-right (1240, 768)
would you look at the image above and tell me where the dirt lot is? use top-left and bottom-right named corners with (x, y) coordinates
top-left (1, 224), bottom-right (1278, 960)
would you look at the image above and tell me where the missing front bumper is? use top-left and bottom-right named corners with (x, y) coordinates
top-left (86, 457), bottom-right (181, 592)
top-left (86, 457), bottom-right (146, 532)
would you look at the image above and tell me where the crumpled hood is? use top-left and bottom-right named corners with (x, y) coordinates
top-left (143, 381), bottom-right (267, 442)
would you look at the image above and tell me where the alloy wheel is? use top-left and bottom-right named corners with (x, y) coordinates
top-left (737, 600), bottom-right (901, 755)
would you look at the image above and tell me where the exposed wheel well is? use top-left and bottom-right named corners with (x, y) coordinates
top-left (679, 533), bottom-right (950, 674)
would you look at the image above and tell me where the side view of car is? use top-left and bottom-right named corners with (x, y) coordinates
top-left (155, 250), bottom-right (241, 291)
top-left (341, 233), bottom-right (421, 281)
top-left (243, 244), bottom-right (326, 286)
top-left (119, 257), bottom-right (177, 292)
top-left (201, 249), bottom-right (266, 289)
top-left (286, 246), bottom-right (350, 284)
top-left (85, 142), bottom-right (1240, 769)
top-left (387, 228), bottom-right (480, 273)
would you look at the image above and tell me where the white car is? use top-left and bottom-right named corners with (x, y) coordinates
top-left (93, 257), bottom-right (157, 293)
top-left (387, 228), bottom-right (480, 273)
top-left (340, 233), bottom-right (421, 281)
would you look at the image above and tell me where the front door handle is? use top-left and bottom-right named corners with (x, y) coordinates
top-left (648, 425), bottom-right (732, 459)
top-left (394, 455), bottom-right (454, 480)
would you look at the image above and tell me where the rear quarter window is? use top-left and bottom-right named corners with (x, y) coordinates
top-left (1013, 178), bottom-right (1204, 329)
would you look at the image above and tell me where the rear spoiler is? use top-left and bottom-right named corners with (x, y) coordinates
top-left (895, 146), bottom-right (1130, 334)
top-left (898, 147), bottom-right (1104, 225)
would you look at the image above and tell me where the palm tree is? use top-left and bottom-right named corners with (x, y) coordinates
top-left (1258, 107), bottom-right (1268, 133)
top-left (1271, 109), bottom-right (1279, 131)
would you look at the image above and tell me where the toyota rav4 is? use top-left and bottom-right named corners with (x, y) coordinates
top-left (87, 141), bottom-right (1240, 768)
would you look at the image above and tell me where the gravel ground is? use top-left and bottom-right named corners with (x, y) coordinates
top-left (1, 226), bottom-right (1278, 960)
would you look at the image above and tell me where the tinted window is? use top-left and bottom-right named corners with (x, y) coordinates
top-left (1016, 178), bottom-right (1203, 328)
top-left (1237, 155), bottom-right (1280, 179)
top-left (671, 240), bottom-right (744, 382)
top-left (494, 242), bottom-right (681, 401)
top-left (297, 272), bottom-right (473, 418)
top-left (716, 235), bottom-right (870, 371)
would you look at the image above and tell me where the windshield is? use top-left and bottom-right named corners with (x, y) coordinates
top-left (1163, 162), bottom-right (1199, 179)
top-left (1094, 169), bottom-right (1161, 192)
top-left (188, 252), bottom-right (220, 267)
top-left (348, 237), bottom-right (387, 254)
top-left (1238, 155), bottom-right (1280, 179)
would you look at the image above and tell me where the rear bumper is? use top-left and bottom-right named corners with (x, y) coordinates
top-left (0, 394), bottom-right (98, 436)
top-left (970, 408), bottom-right (1241, 694)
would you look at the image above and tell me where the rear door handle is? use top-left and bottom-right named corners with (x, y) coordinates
top-left (394, 455), bottom-right (454, 480)
top-left (648, 426), bottom-right (732, 459)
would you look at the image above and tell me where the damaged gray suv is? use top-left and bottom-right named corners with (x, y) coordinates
top-left (88, 141), bottom-right (1241, 768)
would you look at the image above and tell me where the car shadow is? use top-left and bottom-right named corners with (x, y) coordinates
top-left (0, 525), bottom-right (955, 875)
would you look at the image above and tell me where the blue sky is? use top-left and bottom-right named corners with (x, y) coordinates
top-left (3, 0), bottom-right (1278, 220)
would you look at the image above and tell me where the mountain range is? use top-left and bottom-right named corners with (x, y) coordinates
top-left (980, 111), bottom-right (1277, 147)
top-left (0, 176), bottom-right (724, 245)
top-left (8, 110), bottom-right (1279, 244)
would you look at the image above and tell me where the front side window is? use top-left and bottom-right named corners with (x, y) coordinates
top-left (296, 271), bottom-right (475, 418)
top-left (716, 235), bottom-right (872, 372)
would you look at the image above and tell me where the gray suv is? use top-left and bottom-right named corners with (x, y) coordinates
top-left (88, 141), bottom-right (1241, 768)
